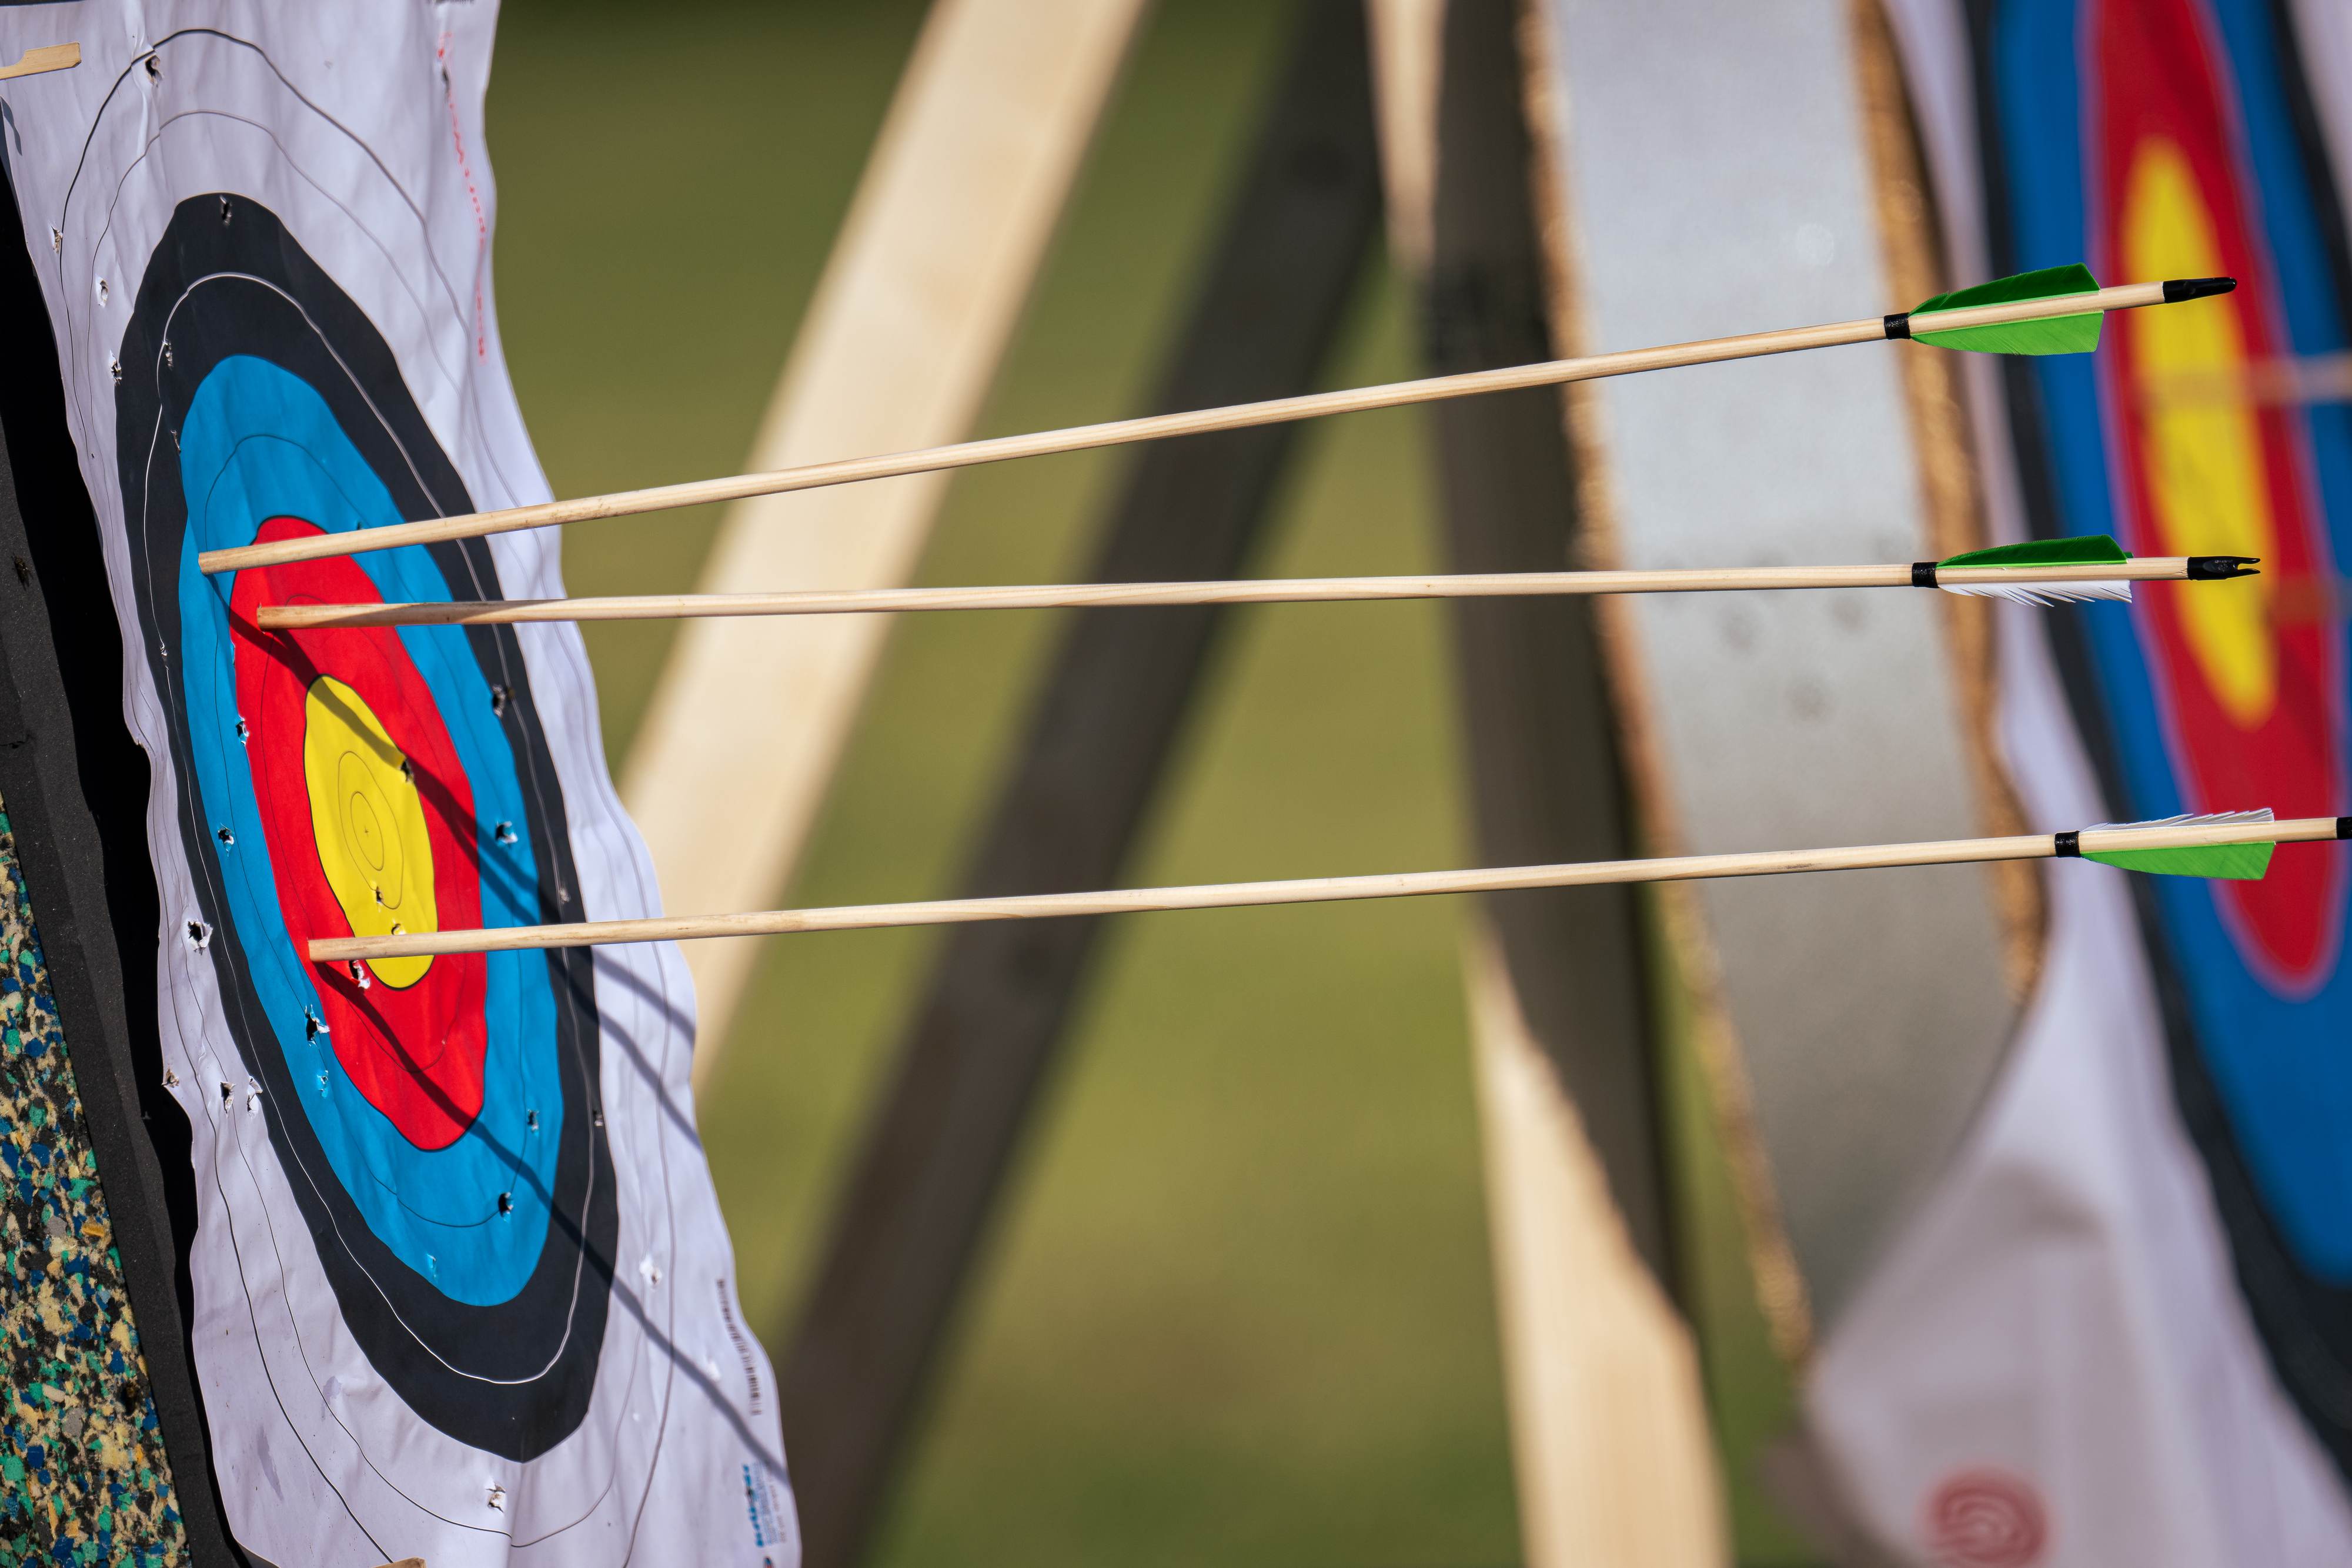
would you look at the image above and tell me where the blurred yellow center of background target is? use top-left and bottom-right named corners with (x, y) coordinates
top-left (2123, 136), bottom-right (2276, 727)
top-left (303, 675), bottom-right (436, 988)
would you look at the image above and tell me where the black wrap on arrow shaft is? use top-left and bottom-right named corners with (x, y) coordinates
top-left (1884, 311), bottom-right (1912, 339)
top-left (1912, 561), bottom-right (1938, 587)
top-left (2054, 831), bottom-right (2083, 857)
top-left (2163, 276), bottom-right (2237, 302)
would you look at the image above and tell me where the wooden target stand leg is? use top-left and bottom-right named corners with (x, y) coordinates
top-left (771, 7), bottom-right (1386, 1564)
top-left (1396, 2), bottom-right (1725, 1562)
top-left (624, 0), bottom-right (1151, 1094)
top-left (1416, 0), bottom-right (1672, 1281)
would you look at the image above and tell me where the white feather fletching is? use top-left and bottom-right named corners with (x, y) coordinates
top-left (2084, 807), bottom-right (2274, 832)
top-left (1939, 577), bottom-right (2133, 606)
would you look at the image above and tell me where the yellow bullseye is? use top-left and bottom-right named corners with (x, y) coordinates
top-left (2123, 136), bottom-right (2277, 727)
top-left (303, 676), bottom-right (436, 988)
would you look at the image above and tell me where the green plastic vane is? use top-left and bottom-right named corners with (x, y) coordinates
top-left (1911, 264), bottom-right (2104, 355)
top-left (1939, 534), bottom-right (2129, 570)
top-left (2082, 811), bottom-right (2277, 880)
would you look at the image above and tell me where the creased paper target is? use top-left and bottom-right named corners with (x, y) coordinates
top-left (123, 200), bottom-right (617, 1456)
top-left (0, 12), bottom-right (794, 1566)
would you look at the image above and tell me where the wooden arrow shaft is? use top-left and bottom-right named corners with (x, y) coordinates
top-left (309, 812), bottom-right (2337, 962)
top-left (202, 282), bottom-right (2171, 576)
top-left (253, 558), bottom-right (2196, 630)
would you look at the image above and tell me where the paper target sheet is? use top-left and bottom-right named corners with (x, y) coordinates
top-left (0, 8), bottom-right (796, 1564)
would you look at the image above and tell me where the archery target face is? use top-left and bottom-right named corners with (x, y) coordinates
top-left (1979, 0), bottom-right (2352, 1483)
top-left (123, 195), bottom-right (617, 1457)
top-left (4, 15), bottom-right (791, 1563)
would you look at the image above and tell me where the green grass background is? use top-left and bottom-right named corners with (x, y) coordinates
top-left (487, 3), bottom-right (1815, 1563)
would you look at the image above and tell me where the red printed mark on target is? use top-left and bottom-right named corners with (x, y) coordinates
top-left (437, 31), bottom-right (489, 359)
top-left (1923, 1469), bottom-right (2049, 1568)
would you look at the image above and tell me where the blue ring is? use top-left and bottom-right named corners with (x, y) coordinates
top-left (177, 356), bottom-right (560, 1306)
